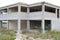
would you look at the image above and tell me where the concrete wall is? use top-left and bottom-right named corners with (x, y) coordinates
top-left (51, 19), bottom-right (60, 31)
top-left (8, 20), bottom-right (27, 31)
top-left (44, 12), bottom-right (57, 20)
top-left (8, 20), bottom-right (18, 31)
top-left (28, 11), bottom-right (57, 20)
top-left (9, 7), bottom-right (18, 13)
top-left (0, 12), bottom-right (27, 20)
top-left (29, 12), bottom-right (43, 20)
top-left (2, 22), bottom-right (8, 28)
top-left (21, 20), bottom-right (27, 30)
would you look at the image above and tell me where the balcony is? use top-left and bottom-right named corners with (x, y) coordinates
top-left (28, 11), bottom-right (57, 20)
top-left (0, 12), bottom-right (27, 20)
top-left (28, 12), bottom-right (43, 20)
top-left (0, 11), bottom-right (57, 20)
top-left (44, 12), bottom-right (57, 19)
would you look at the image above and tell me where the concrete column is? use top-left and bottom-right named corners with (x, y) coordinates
top-left (27, 7), bottom-right (30, 13)
top-left (59, 9), bottom-right (60, 18)
top-left (27, 7), bottom-right (30, 18)
top-left (15, 20), bottom-right (22, 40)
top-left (56, 8), bottom-right (57, 18)
top-left (0, 21), bottom-right (2, 28)
top-left (42, 2), bottom-right (45, 33)
top-left (18, 4), bottom-right (21, 13)
top-left (17, 3), bottom-right (21, 33)
top-left (15, 5), bottom-right (22, 40)
top-left (6, 8), bottom-right (9, 29)
top-left (27, 20), bottom-right (30, 30)
top-left (42, 20), bottom-right (45, 33)
top-left (7, 8), bottom-right (9, 13)
top-left (18, 4), bottom-right (21, 19)
top-left (7, 21), bottom-right (9, 29)
top-left (18, 19), bottom-right (21, 33)
top-left (27, 7), bottom-right (30, 30)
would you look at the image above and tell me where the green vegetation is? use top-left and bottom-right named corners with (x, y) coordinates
top-left (22, 30), bottom-right (60, 40)
top-left (1, 27), bottom-right (60, 40)
top-left (0, 28), bottom-right (16, 40)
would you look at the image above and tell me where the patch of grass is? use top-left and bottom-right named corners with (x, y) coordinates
top-left (0, 28), bottom-right (16, 40)
top-left (1, 28), bottom-right (60, 40)
top-left (22, 30), bottom-right (60, 40)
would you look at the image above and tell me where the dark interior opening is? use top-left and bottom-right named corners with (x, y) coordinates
top-left (45, 20), bottom-right (51, 31)
top-left (30, 20), bottom-right (42, 30)
top-left (0, 9), bottom-right (7, 14)
top-left (45, 6), bottom-right (56, 13)
top-left (2, 9), bottom-right (7, 12)
top-left (21, 6), bottom-right (27, 12)
top-left (9, 6), bottom-right (18, 12)
top-left (30, 5), bottom-right (42, 12)
top-left (57, 9), bottom-right (59, 18)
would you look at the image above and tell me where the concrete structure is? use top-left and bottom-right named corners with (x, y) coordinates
top-left (0, 2), bottom-right (60, 33)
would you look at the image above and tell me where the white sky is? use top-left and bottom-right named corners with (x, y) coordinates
top-left (0, 0), bottom-right (60, 7)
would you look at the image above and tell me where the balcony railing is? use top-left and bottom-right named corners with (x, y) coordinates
top-left (0, 11), bottom-right (57, 20)
top-left (44, 12), bottom-right (57, 19)
top-left (28, 12), bottom-right (43, 20)
top-left (0, 12), bottom-right (27, 20)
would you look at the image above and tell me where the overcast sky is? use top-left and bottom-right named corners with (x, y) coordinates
top-left (0, 0), bottom-right (60, 7)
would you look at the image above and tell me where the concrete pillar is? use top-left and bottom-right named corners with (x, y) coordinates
top-left (0, 21), bottom-right (2, 28)
top-left (17, 3), bottom-right (21, 33)
top-left (18, 5), bottom-right (21, 13)
top-left (59, 9), bottom-right (60, 18)
top-left (27, 7), bottom-right (30, 30)
top-left (42, 2), bottom-right (45, 33)
top-left (15, 4), bottom-right (22, 40)
top-left (42, 20), bottom-right (45, 33)
top-left (27, 20), bottom-right (30, 30)
top-left (15, 20), bottom-right (22, 40)
top-left (7, 21), bottom-right (9, 29)
top-left (56, 8), bottom-right (57, 18)
top-left (18, 19), bottom-right (21, 33)
top-left (7, 8), bottom-right (9, 13)
top-left (27, 7), bottom-right (29, 13)
top-left (27, 7), bottom-right (30, 19)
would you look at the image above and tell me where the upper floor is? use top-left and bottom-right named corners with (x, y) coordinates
top-left (0, 2), bottom-right (60, 20)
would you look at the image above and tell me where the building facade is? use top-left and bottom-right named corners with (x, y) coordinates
top-left (0, 2), bottom-right (60, 33)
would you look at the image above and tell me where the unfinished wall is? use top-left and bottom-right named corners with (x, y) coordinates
top-left (8, 20), bottom-right (18, 31)
top-left (9, 6), bottom-right (18, 13)
top-left (0, 21), bottom-right (2, 28)
top-left (2, 21), bottom-right (8, 28)
top-left (21, 20), bottom-right (27, 30)
top-left (51, 19), bottom-right (60, 31)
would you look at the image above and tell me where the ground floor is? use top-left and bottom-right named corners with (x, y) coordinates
top-left (0, 19), bottom-right (60, 33)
